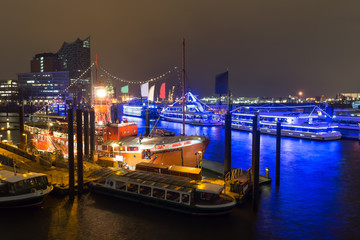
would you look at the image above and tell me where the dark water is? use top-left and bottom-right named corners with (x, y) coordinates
top-left (1, 115), bottom-right (359, 240)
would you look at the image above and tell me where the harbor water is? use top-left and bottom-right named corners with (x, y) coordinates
top-left (0, 115), bottom-right (360, 239)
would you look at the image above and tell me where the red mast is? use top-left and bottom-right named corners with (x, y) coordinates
top-left (182, 39), bottom-right (185, 136)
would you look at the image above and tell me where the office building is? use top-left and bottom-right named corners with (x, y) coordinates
top-left (17, 71), bottom-right (70, 105)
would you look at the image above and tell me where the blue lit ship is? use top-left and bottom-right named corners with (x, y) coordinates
top-left (231, 106), bottom-right (342, 141)
top-left (122, 98), bottom-right (160, 118)
top-left (331, 108), bottom-right (360, 140)
top-left (160, 92), bottom-right (222, 126)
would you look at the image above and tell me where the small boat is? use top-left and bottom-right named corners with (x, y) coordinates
top-left (160, 92), bottom-right (222, 126)
top-left (0, 170), bottom-right (53, 208)
top-left (89, 169), bottom-right (237, 215)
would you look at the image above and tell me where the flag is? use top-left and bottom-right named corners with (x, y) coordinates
top-left (160, 83), bottom-right (166, 99)
top-left (141, 82), bottom-right (149, 97)
top-left (215, 71), bottom-right (228, 94)
top-left (148, 85), bottom-right (155, 101)
top-left (121, 85), bottom-right (129, 93)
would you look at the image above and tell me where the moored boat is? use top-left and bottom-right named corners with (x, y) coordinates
top-left (89, 169), bottom-right (236, 215)
top-left (160, 92), bottom-right (222, 126)
top-left (331, 108), bottom-right (360, 140)
top-left (231, 106), bottom-right (342, 141)
top-left (0, 170), bottom-right (53, 208)
top-left (122, 98), bottom-right (160, 118)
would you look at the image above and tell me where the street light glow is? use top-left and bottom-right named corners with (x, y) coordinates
top-left (96, 88), bottom-right (107, 98)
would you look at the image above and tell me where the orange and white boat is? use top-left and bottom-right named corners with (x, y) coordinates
top-left (101, 134), bottom-right (210, 169)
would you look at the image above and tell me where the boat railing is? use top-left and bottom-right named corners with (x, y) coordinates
top-left (106, 177), bottom-right (192, 205)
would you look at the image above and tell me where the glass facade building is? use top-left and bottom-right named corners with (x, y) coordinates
top-left (17, 71), bottom-right (69, 105)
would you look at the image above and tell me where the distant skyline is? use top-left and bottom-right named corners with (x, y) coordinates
top-left (1, 0), bottom-right (360, 98)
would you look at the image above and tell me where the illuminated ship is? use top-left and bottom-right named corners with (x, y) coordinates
top-left (231, 106), bottom-right (342, 141)
top-left (122, 98), bottom-right (160, 118)
top-left (160, 92), bottom-right (222, 126)
top-left (331, 108), bottom-right (360, 140)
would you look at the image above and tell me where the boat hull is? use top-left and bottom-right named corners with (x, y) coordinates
top-left (160, 116), bottom-right (222, 126)
top-left (123, 105), bottom-right (159, 118)
top-left (231, 125), bottom-right (342, 141)
top-left (118, 137), bottom-right (210, 168)
top-left (0, 186), bottom-right (53, 208)
top-left (90, 183), bottom-right (235, 215)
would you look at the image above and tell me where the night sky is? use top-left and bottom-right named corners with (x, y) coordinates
top-left (1, 0), bottom-right (360, 98)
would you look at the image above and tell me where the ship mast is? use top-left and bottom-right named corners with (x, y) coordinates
top-left (182, 38), bottom-right (185, 136)
top-left (95, 53), bottom-right (98, 84)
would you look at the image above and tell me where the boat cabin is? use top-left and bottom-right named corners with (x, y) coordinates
top-left (0, 170), bottom-right (49, 196)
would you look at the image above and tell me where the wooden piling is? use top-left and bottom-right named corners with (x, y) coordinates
top-left (19, 105), bottom-right (25, 151)
top-left (90, 109), bottom-right (95, 162)
top-left (276, 121), bottom-right (281, 186)
top-left (224, 111), bottom-right (232, 176)
top-left (145, 107), bottom-right (150, 136)
top-left (76, 109), bottom-right (83, 193)
top-left (252, 112), bottom-right (260, 210)
top-left (84, 110), bottom-right (89, 159)
top-left (68, 108), bottom-right (75, 195)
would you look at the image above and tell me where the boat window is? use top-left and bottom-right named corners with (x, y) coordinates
top-left (166, 191), bottom-right (180, 202)
top-left (116, 181), bottom-right (126, 191)
top-left (127, 147), bottom-right (138, 151)
top-left (139, 186), bottom-right (151, 196)
top-left (200, 192), bottom-right (214, 201)
top-left (0, 184), bottom-right (9, 196)
top-left (127, 183), bottom-right (138, 193)
top-left (152, 188), bottom-right (165, 199)
top-left (181, 194), bottom-right (190, 204)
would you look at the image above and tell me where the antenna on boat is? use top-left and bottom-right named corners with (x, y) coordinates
top-left (13, 160), bottom-right (16, 176)
top-left (182, 38), bottom-right (186, 136)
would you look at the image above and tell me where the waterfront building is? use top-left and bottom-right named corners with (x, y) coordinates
top-left (336, 93), bottom-right (360, 103)
top-left (57, 37), bottom-right (91, 104)
top-left (30, 53), bottom-right (62, 73)
top-left (0, 79), bottom-right (19, 105)
top-left (17, 71), bottom-right (70, 106)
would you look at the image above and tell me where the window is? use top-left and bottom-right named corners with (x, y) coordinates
top-left (116, 181), bottom-right (126, 191)
top-left (182, 194), bottom-right (190, 204)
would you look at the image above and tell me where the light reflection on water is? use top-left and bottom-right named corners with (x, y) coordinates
top-left (0, 115), bottom-right (359, 239)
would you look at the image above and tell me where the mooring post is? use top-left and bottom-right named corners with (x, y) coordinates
top-left (84, 110), bottom-right (89, 159)
top-left (224, 111), bottom-right (232, 176)
top-left (76, 109), bottom-right (83, 193)
top-left (19, 105), bottom-right (25, 151)
top-left (252, 112), bottom-right (260, 210)
top-left (68, 108), bottom-right (75, 195)
top-left (145, 107), bottom-right (150, 136)
top-left (90, 109), bottom-right (95, 162)
top-left (276, 121), bottom-right (281, 186)
top-left (113, 105), bottom-right (118, 123)
top-left (30, 102), bottom-right (33, 122)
